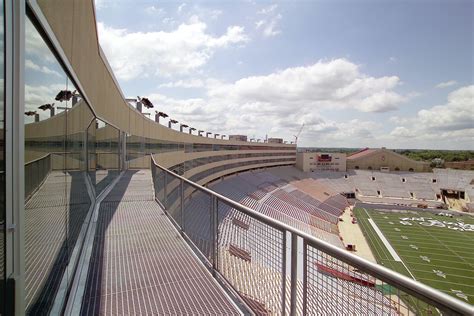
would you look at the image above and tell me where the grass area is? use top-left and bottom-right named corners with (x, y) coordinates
top-left (354, 207), bottom-right (474, 309)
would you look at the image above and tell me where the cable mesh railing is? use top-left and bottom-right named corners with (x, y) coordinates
top-left (150, 155), bottom-right (474, 316)
top-left (25, 153), bottom-right (51, 200)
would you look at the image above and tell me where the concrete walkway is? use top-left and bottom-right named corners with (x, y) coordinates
top-left (80, 170), bottom-right (240, 315)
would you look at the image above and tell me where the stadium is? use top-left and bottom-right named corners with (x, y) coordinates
top-left (0, 1), bottom-right (473, 315)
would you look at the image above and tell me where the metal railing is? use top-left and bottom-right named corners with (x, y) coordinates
top-left (25, 153), bottom-right (51, 200)
top-left (150, 155), bottom-right (474, 315)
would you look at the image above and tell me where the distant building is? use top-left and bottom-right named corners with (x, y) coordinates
top-left (346, 147), bottom-right (430, 172)
top-left (268, 138), bottom-right (283, 144)
top-left (296, 152), bottom-right (347, 172)
top-left (444, 160), bottom-right (474, 170)
top-left (228, 134), bottom-right (248, 142)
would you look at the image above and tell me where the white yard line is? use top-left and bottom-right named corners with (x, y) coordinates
top-left (364, 208), bottom-right (417, 280)
top-left (368, 218), bottom-right (402, 262)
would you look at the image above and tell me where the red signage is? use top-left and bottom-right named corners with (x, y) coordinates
top-left (317, 154), bottom-right (332, 162)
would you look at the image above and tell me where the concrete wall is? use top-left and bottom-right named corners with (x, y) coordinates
top-left (346, 148), bottom-right (430, 172)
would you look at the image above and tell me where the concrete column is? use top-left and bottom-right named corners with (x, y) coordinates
top-left (34, 113), bottom-right (39, 122)
top-left (136, 101), bottom-right (142, 113)
top-left (50, 107), bottom-right (55, 117)
top-left (72, 95), bottom-right (78, 105)
top-left (155, 113), bottom-right (160, 123)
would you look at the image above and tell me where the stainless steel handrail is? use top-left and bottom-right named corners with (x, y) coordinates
top-left (25, 152), bottom-right (51, 166)
top-left (151, 155), bottom-right (474, 315)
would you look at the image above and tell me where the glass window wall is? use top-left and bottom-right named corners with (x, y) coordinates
top-left (23, 16), bottom-right (120, 314)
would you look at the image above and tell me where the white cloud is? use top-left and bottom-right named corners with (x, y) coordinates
top-left (389, 85), bottom-right (474, 144)
top-left (26, 20), bottom-right (56, 63)
top-left (97, 18), bottom-right (249, 80)
top-left (162, 17), bottom-right (175, 25)
top-left (158, 78), bottom-right (205, 88)
top-left (24, 83), bottom-right (67, 121)
top-left (390, 126), bottom-right (414, 138)
top-left (255, 20), bottom-right (265, 29)
top-left (435, 80), bottom-right (457, 88)
top-left (94, 0), bottom-right (115, 10)
top-left (255, 4), bottom-right (282, 37)
top-left (207, 58), bottom-right (404, 113)
top-left (262, 14), bottom-right (282, 37)
top-left (25, 59), bottom-right (63, 78)
top-left (416, 85), bottom-right (474, 131)
top-left (138, 58), bottom-right (407, 145)
top-left (209, 9), bottom-right (223, 20)
top-left (258, 4), bottom-right (278, 15)
top-left (177, 3), bottom-right (186, 13)
top-left (146, 5), bottom-right (165, 15)
top-left (358, 91), bottom-right (405, 112)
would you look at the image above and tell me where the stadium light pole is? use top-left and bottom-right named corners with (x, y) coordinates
top-left (221, 134), bottom-right (226, 139)
top-left (180, 124), bottom-right (189, 132)
top-left (168, 119), bottom-right (178, 129)
top-left (206, 132), bottom-right (212, 138)
top-left (198, 130), bottom-right (204, 137)
top-left (189, 127), bottom-right (196, 135)
top-left (214, 133), bottom-right (220, 139)
top-left (155, 111), bottom-right (168, 124)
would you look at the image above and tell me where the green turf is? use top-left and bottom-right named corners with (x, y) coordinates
top-left (354, 207), bottom-right (474, 308)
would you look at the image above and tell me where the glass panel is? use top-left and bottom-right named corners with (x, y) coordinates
top-left (64, 78), bottom-right (94, 293)
top-left (0, 0), bottom-right (4, 313)
top-left (24, 17), bottom-right (68, 314)
top-left (94, 119), bottom-right (120, 195)
top-left (24, 17), bottom-right (93, 314)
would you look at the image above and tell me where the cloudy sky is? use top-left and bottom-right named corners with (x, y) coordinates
top-left (93, 0), bottom-right (473, 150)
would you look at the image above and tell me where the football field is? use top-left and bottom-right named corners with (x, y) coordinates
top-left (354, 207), bottom-right (474, 305)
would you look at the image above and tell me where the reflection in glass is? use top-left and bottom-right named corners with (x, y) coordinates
top-left (24, 17), bottom-right (94, 314)
top-left (0, 0), bottom-right (5, 314)
top-left (92, 119), bottom-right (120, 195)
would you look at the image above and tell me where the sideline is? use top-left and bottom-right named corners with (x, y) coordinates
top-left (365, 208), bottom-right (417, 280)
top-left (368, 218), bottom-right (402, 262)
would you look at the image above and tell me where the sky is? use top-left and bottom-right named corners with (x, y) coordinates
top-left (91, 0), bottom-right (473, 150)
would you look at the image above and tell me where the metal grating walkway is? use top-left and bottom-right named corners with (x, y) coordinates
top-left (80, 170), bottom-right (240, 315)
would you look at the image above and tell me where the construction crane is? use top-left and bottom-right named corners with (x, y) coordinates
top-left (293, 123), bottom-right (305, 145)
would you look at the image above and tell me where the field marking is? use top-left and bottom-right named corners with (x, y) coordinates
top-left (409, 268), bottom-right (474, 280)
top-left (356, 209), bottom-right (406, 275)
top-left (416, 278), bottom-right (474, 288)
top-left (391, 242), bottom-right (474, 262)
top-left (379, 227), bottom-right (472, 243)
top-left (364, 209), bottom-right (419, 281)
top-left (362, 208), bottom-right (474, 305)
top-left (387, 239), bottom-right (474, 254)
top-left (401, 255), bottom-right (474, 268)
top-left (413, 220), bottom-right (474, 270)
top-left (367, 218), bottom-right (401, 262)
